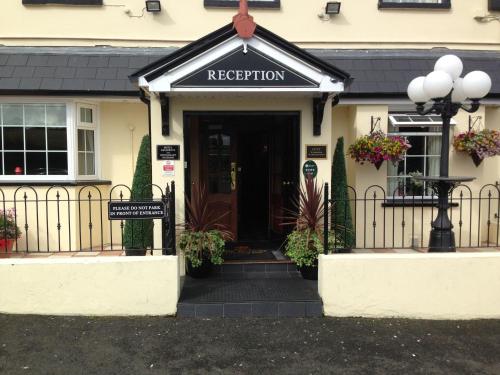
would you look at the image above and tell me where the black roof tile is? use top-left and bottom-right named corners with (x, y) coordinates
top-left (19, 78), bottom-right (42, 90)
top-left (7, 55), bottom-right (29, 66)
top-left (0, 66), bottom-right (15, 78)
top-left (75, 67), bottom-right (97, 79)
top-left (68, 56), bottom-right (90, 67)
top-left (0, 78), bottom-right (20, 90)
top-left (34, 66), bottom-right (57, 78)
top-left (108, 56), bottom-right (130, 68)
top-left (88, 56), bottom-right (109, 68)
top-left (40, 78), bottom-right (63, 90)
top-left (47, 55), bottom-right (69, 67)
top-left (96, 67), bottom-right (117, 80)
top-left (12, 67), bottom-right (35, 78)
top-left (28, 55), bottom-right (50, 66)
top-left (61, 78), bottom-right (85, 90)
top-left (54, 67), bottom-right (76, 79)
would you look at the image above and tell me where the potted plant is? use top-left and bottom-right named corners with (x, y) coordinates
top-left (348, 130), bottom-right (411, 170)
top-left (453, 129), bottom-right (500, 167)
top-left (179, 184), bottom-right (230, 278)
top-left (0, 208), bottom-right (21, 256)
top-left (123, 135), bottom-right (153, 256)
top-left (284, 176), bottom-right (343, 280)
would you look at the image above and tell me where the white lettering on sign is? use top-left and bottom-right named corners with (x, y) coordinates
top-left (206, 70), bottom-right (286, 81)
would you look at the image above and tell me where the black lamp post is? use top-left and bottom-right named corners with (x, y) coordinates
top-left (407, 55), bottom-right (492, 252)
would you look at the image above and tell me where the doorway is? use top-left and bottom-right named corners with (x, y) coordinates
top-left (184, 112), bottom-right (300, 248)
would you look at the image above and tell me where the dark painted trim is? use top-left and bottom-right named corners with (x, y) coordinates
top-left (0, 180), bottom-right (112, 186)
top-left (23, 0), bottom-right (103, 5)
top-left (378, 0), bottom-right (451, 9)
top-left (204, 0), bottom-right (280, 8)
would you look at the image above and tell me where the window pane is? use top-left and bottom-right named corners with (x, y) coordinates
top-left (78, 152), bottom-right (86, 174)
top-left (406, 136), bottom-right (425, 156)
top-left (48, 152), bottom-right (68, 175)
top-left (426, 136), bottom-right (441, 156)
top-left (26, 127), bottom-right (46, 150)
top-left (24, 104), bottom-right (45, 126)
top-left (85, 130), bottom-right (95, 152)
top-left (405, 156), bottom-right (425, 176)
top-left (86, 153), bottom-right (95, 175)
top-left (80, 107), bottom-right (93, 123)
top-left (77, 129), bottom-right (85, 151)
top-left (26, 152), bottom-right (47, 175)
top-left (47, 128), bottom-right (67, 150)
top-left (426, 157), bottom-right (440, 176)
top-left (4, 127), bottom-right (24, 150)
top-left (2, 105), bottom-right (23, 126)
top-left (46, 105), bottom-right (66, 127)
top-left (4, 152), bottom-right (24, 175)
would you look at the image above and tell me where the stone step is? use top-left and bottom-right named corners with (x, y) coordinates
top-left (177, 300), bottom-right (323, 318)
top-left (177, 275), bottom-right (322, 318)
top-left (214, 261), bottom-right (298, 275)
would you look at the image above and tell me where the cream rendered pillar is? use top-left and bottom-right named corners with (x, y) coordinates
top-left (150, 94), bottom-right (185, 253)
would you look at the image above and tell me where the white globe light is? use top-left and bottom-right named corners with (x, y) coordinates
top-left (451, 78), bottom-right (467, 103)
top-left (434, 55), bottom-right (463, 81)
top-left (407, 76), bottom-right (430, 103)
top-left (423, 71), bottom-right (454, 99)
top-left (463, 70), bottom-right (492, 99)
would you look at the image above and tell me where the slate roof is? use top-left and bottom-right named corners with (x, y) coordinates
top-left (0, 46), bottom-right (498, 98)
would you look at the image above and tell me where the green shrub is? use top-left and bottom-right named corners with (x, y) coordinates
top-left (123, 135), bottom-right (153, 250)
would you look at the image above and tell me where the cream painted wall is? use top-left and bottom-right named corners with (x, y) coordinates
top-left (99, 101), bottom-right (149, 186)
top-left (0, 256), bottom-right (180, 316)
top-left (319, 253), bottom-right (500, 319)
top-left (1, 1), bottom-right (498, 49)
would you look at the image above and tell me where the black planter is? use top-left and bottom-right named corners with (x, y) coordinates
top-left (125, 247), bottom-right (147, 256)
top-left (186, 255), bottom-right (213, 278)
top-left (298, 260), bottom-right (318, 280)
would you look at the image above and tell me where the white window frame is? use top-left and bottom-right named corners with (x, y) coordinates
top-left (387, 113), bottom-right (455, 199)
top-left (0, 98), bottom-right (100, 182)
top-left (75, 103), bottom-right (99, 180)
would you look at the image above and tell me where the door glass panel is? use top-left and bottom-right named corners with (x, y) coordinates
top-left (207, 128), bottom-right (231, 194)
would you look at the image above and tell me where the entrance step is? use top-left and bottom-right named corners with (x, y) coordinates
top-left (177, 272), bottom-right (322, 318)
top-left (213, 261), bottom-right (298, 278)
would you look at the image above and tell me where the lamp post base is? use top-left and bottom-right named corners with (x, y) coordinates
top-left (428, 229), bottom-right (456, 252)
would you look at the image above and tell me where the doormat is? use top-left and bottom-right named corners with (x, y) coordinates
top-left (224, 248), bottom-right (276, 261)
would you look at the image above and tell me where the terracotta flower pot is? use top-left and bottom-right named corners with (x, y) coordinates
top-left (0, 239), bottom-right (15, 257)
top-left (470, 153), bottom-right (483, 167)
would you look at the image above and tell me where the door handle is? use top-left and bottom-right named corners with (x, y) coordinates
top-left (231, 162), bottom-right (237, 191)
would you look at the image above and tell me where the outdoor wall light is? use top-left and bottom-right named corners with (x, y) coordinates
top-left (325, 2), bottom-right (341, 15)
top-left (145, 0), bottom-right (161, 13)
top-left (407, 55), bottom-right (492, 252)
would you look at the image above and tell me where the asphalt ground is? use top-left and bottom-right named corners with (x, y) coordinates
top-left (1, 315), bottom-right (499, 375)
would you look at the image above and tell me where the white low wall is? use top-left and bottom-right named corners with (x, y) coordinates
top-left (0, 256), bottom-right (180, 316)
top-left (319, 253), bottom-right (500, 320)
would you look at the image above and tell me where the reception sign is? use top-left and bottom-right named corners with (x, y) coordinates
top-left (173, 47), bottom-right (317, 88)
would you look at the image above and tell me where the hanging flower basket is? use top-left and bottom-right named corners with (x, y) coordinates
top-left (453, 129), bottom-right (500, 167)
top-left (348, 131), bottom-right (411, 170)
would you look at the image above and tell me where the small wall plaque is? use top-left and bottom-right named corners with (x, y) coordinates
top-left (157, 145), bottom-right (180, 160)
top-left (306, 145), bottom-right (327, 159)
top-left (302, 160), bottom-right (318, 178)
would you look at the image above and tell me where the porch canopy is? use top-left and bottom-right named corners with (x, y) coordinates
top-left (129, 22), bottom-right (351, 96)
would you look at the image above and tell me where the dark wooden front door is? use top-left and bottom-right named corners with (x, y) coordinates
top-left (186, 113), bottom-right (299, 243)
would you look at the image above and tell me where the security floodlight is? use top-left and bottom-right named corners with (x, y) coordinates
top-left (325, 2), bottom-right (341, 15)
top-left (145, 0), bottom-right (161, 13)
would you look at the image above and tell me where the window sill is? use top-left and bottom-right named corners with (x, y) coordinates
top-left (378, 2), bottom-right (451, 9)
top-left (0, 180), bottom-right (111, 187)
top-left (382, 199), bottom-right (459, 207)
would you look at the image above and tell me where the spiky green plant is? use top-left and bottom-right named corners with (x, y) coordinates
top-left (123, 135), bottom-right (153, 252)
top-left (179, 184), bottom-right (231, 268)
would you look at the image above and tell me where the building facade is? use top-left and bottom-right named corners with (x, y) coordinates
top-left (0, 0), bottom-right (499, 252)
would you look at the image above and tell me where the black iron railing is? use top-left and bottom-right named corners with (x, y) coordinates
top-left (323, 182), bottom-right (500, 253)
top-left (0, 182), bottom-right (176, 255)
